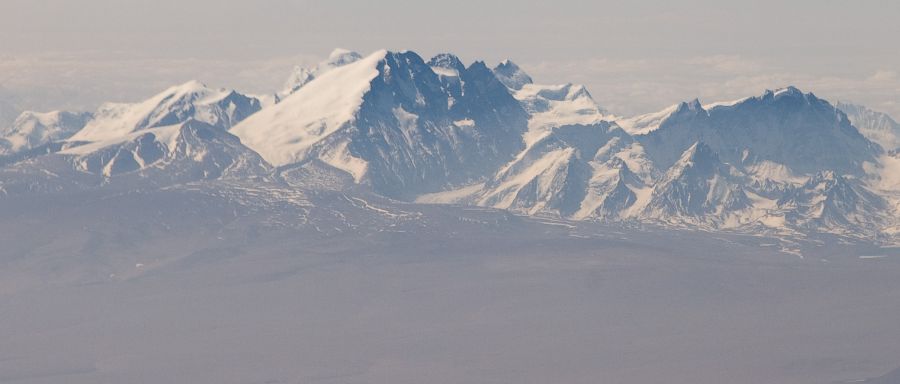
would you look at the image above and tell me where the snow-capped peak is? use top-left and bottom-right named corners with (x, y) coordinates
top-left (280, 66), bottom-right (315, 96)
top-left (644, 141), bottom-right (751, 220)
top-left (630, 85), bottom-right (880, 179)
top-left (428, 53), bottom-right (465, 70)
top-left (326, 48), bottom-right (363, 67)
top-left (771, 85), bottom-right (804, 99)
top-left (513, 82), bottom-right (609, 149)
top-left (234, 49), bottom-right (531, 198)
top-left (0, 110), bottom-right (92, 155)
top-left (493, 59), bottom-right (533, 90)
top-left (60, 118), bottom-right (269, 180)
top-left (676, 98), bottom-right (704, 113)
top-left (232, 50), bottom-right (388, 167)
top-left (279, 49), bottom-right (364, 98)
top-left (617, 99), bottom-right (707, 136)
top-left (67, 80), bottom-right (261, 145)
top-left (836, 101), bottom-right (900, 151)
top-left (621, 88), bottom-right (815, 137)
top-left (658, 141), bottom-right (723, 181)
top-left (704, 86), bottom-right (811, 112)
top-left (2, 49), bottom-right (897, 243)
top-left (428, 53), bottom-right (466, 78)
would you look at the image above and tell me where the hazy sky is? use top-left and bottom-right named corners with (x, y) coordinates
top-left (1, 0), bottom-right (898, 121)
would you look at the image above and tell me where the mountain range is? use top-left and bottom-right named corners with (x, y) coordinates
top-left (1, 48), bottom-right (898, 245)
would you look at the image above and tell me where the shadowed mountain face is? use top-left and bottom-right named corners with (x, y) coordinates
top-left (232, 50), bottom-right (528, 199)
top-left (633, 88), bottom-right (880, 175)
top-left (345, 52), bottom-right (528, 198)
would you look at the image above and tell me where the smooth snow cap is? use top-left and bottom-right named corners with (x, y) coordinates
top-left (279, 49), bottom-right (364, 97)
top-left (231, 50), bottom-right (389, 167)
top-left (68, 80), bottom-right (232, 143)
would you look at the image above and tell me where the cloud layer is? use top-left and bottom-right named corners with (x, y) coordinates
top-left (524, 55), bottom-right (900, 119)
top-left (0, 51), bottom-right (897, 128)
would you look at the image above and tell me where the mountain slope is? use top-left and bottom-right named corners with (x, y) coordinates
top-left (419, 60), bottom-right (658, 218)
top-left (279, 48), bottom-right (364, 99)
top-left (474, 123), bottom-right (617, 216)
top-left (0, 119), bottom-right (270, 196)
top-left (419, 63), bottom-right (653, 220)
top-left (62, 119), bottom-right (269, 180)
top-left (641, 142), bottom-right (751, 226)
top-left (493, 60), bottom-right (533, 90)
top-left (837, 102), bottom-right (900, 152)
top-left (631, 87), bottom-right (880, 176)
top-left (0, 110), bottom-right (92, 156)
top-left (0, 82), bottom-right (267, 194)
top-left (68, 80), bottom-right (261, 145)
top-left (776, 171), bottom-right (890, 236)
top-left (613, 92), bottom-right (893, 235)
top-left (0, 49), bottom-right (895, 243)
top-left (232, 50), bottom-right (528, 199)
top-left (231, 51), bottom-right (384, 170)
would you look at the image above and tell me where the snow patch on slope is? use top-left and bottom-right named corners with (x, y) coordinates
top-left (319, 141), bottom-right (368, 183)
top-left (480, 147), bottom-right (578, 212)
top-left (416, 183), bottom-right (485, 204)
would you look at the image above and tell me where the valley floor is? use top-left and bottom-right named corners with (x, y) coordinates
top-left (0, 187), bottom-right (898, 384)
